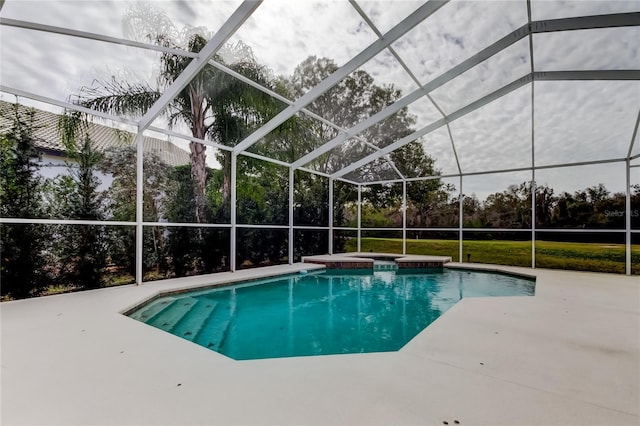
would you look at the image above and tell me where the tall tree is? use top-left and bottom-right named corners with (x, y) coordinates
top-left (75, 5), bottom-right (279, 223)
top-left (98, 145), bottom-right (174, 277)
top-left (267, 56), bottom-right (416, 173)
top-left (164, 165), bottom-right (231, 276)
top-left (0, 103), bottom-right (48, 298)
top-left (48, 132), bottom-right (107, 289)
top-left (482, 183), bottom-right (532, 229)
top-left (284, 57), bottom-right (449, 225)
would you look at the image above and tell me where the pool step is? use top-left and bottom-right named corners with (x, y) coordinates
top-left (147, 297), bottom-right (198, 332)
top-left (171, 300), bottom-right (218, 341)
top-left (194, 305), bottom-right (232, 352)
top-left (130, 297), bottom-right (176, 322)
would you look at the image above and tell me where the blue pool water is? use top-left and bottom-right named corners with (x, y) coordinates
top-left (128, 268), bottom-right (534, 360)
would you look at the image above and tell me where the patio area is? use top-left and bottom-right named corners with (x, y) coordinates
top-left (2, 264), bottom-right (638, 425)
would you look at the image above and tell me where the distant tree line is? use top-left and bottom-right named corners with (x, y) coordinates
top-left (358, 181), bottom-right (639, 233)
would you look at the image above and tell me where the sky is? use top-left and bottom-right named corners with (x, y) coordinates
top-left (1, 0), bottom-right (639, 200)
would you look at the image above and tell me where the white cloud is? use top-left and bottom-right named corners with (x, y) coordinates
top-left (450, 84), bottom-right (532, 174)
top-left (535, 80), bottom-right (639, 165)
top-left (161, 0), bottom-right (241, 35)
top-left (355, 0), bottom-right (424, 34)
top-left (430, 37), bottom-right (531, 113)
top-left (420, 126), bottom-right (460, 176)
top-left (1, 0), bottom-right (241, 41)
top-left (536, 162), bottom-right (627, 195)
top-left (406, 95), bottom-right (442, 128)
top-left (534, 27), bottom-right (640, 71)
top-left (391, 0), bottom-right (528, 85)
top-left (1, 25), bottom-right (161, 103)
top-left (226, 0), bottom-right (377, 81)
top-left (463, 170), bottom-right (531, 201)
top-left (357, 49), bottom-right (420, 97)
top-left (1, 0), bottom-right (126, 38)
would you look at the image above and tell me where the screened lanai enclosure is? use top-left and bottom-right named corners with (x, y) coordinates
top-left (1, 0), bottom-right (639, 298)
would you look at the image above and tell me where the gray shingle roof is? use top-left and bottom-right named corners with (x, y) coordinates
top-left (0, 101), bottom-right (190, 167)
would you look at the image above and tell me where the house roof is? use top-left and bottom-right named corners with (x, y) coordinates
top-left (0, 101), bottom-right (191, 167)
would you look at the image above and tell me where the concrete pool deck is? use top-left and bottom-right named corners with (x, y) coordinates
top-left (1, 263), bottom-right (638, 425)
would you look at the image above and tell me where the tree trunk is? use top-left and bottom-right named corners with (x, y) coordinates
top-left (221, 151), bottom-right (231, 209)
top-left (189, 140), bottom-right (207, 223)
top-left (189, 87), bottom-right (207, 223)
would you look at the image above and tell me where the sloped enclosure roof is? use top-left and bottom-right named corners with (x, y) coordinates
top-left (0, 0), bottom-right (639, 185)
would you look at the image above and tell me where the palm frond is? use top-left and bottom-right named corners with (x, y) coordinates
top-left (75, 77), bottom-right (161, 118)
top-left (57, 110), bottom-right (87, 154)
top-left (122, 3), bottom-right (177, 45)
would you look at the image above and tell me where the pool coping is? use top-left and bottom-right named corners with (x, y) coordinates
top-left (302, 252), bottom-right (452, 269)
top-left (445, 262), bottom-right (538, 280)
top-left (119, 263), bottom-right (326, 316)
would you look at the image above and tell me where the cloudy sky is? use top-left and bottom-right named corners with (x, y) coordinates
top-left (1, 0), bottom-right (639, 199)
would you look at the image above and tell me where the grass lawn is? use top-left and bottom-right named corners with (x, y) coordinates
top-left (345, 238), bottom-right (640, 275)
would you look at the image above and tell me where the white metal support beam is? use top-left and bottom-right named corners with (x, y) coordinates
top-left (148, 126), bottom-right (234, 152)
top-left (289, 167), bottom-right (295, 264)
top-left (458, 175), bottom-right (463, 263)
top-left (446, 124), bottom-right (463, 175)
top-left (0, 18), bottom-right (199, 59)
top-left (626, 159), bottom-right (632, 275)
top-left (0, 218), bottom-right (134, 226)
top-left (233, 0), bottom-right (450, 154)
top-left (531, 101), bottom-right (537, 271)
top-left (386, 156), bottom-right (406, 180)
top-left (138, 0), bottom-right (261, 131)
top-left (329, 178), bottom-right (334, 254)
top-left (362, 156), bottom-right (631, 186)
top-left (527, 0), bottom-right (537, 270)
top-left (627, 109), bottom-right (640, 159)
top-left (230, 153), bottom-right (238, 271)
top-left (241, 151), bottom-right (291, 168)
top-left (0, 86), bottom-right (138, 127)
top-left (135, 132), bottom-right (144, 284)
top-left (297, 167), bottom-right (331, 179)
top-left (357, 185), bottom-right (362, 252)
top-left (532, 12), bottom-right (640, 33)
top-left (402, 181), bottom-right (407, 255)
top-left (535, 70), bottom-right (640, 80)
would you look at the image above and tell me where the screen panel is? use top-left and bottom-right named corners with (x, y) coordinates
top-left (451, 84), bottom-right (532, 174)
top-left (535, 163), bottom-right (627, 230)
top-left (535, 81), bottom-right (639, 166)
top-left (392, 0), bottom-right (528, 85)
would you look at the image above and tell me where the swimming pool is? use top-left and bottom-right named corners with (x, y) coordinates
top-left (128, 268), bottom-right (535, 360)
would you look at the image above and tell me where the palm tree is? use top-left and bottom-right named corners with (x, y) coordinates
top-left (74, 5), bottom-right (279, 223)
